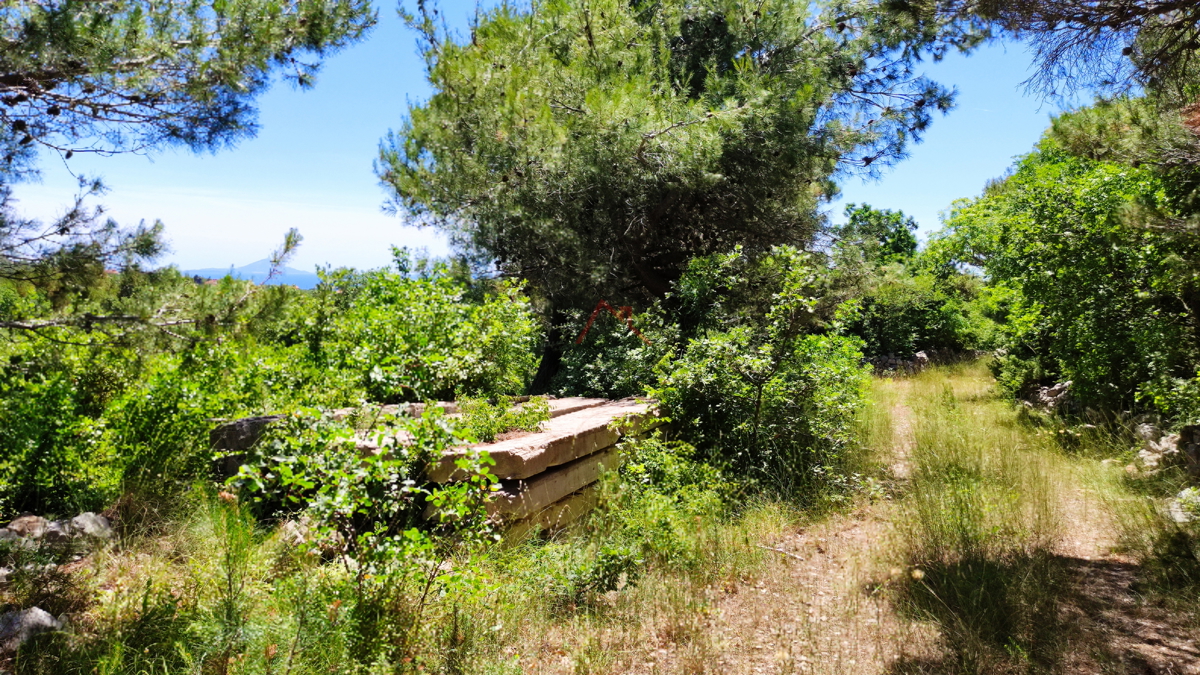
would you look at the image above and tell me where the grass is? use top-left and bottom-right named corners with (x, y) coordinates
top-left (887, 365), bottom-right (1068, 673)
top-left (878, 363), bottom-right (1200, 674)
top-left (4, 469), bottom-right (816, 674)
top-left (13, 363), bottom-right (1200, 674)
top-left (3, 362), bottom-right (896, 675)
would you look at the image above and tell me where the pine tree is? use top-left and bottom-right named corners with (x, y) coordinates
top-left (379, 0), bottom-right (981, 317)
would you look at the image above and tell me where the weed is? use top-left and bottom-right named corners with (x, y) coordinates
top-left (457, 395), bottom-right (550, 443)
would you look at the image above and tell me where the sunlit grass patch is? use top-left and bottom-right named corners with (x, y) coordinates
top-left (891, 364), bottom-right (1069, 673)
top-left (1088, 456), bottom-right (1200, 598)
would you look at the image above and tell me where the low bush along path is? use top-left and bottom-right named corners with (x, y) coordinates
top-left (652, 364), bottom-right (1200, 675)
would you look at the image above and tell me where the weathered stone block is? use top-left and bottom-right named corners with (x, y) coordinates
top-left (506, 486), bottom-right (602, 541)
top-left (0, 607), bottom-right (61, 652)
top-left (428, 399), bottom-right (660, 481)
top-left (489, 448), bottom-right (621, 521)
top-left (6, 516), bottom-right (46, 539)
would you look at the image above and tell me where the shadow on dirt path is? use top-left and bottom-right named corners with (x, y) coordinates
top-left (656, 369), bottom-right (1200, 675)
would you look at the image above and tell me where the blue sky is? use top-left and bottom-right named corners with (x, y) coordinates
top-left (11, 5), bottom-right (1074, 272)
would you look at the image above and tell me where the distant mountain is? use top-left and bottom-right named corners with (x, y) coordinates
top-left (184, 259), bottom-right (322, 290)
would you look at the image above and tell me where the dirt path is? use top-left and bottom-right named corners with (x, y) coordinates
top-left (639, 380), bottom-right (943, 674)
top-left (1055, 466), bottom-right (1200, 673)
top-left (644, 371), bottom-right (1200, 675)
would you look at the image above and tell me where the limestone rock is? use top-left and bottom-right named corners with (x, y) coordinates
top-left (487, 448), bottom-right (621, 521)
top-left (279, 518), bottom-right (310, 547)
top-left (41, 521), bottom-right (72, 544)
top-left (6, 516), bottom-right (47, 539)
top-left (1140, 433), bottom-right (1181, 470)
top-left (1177, 425), bottom-right (1200, 474)
top-left (1135, 423), bottom-right (1163, 442)
top-left (1171, 487), bottom-right (1200, 523)
top-left (210, 414), bottom-right (286, 477)
top-left (507, 486), bottom-right (602, 540)
top-left (1032, 381), bottom-right (1072, 411)
top-left (0, 607), bottom-right (62, 652)
top-left (429, 399), bottom-right (661, 482)
top-left (70, 513), bottom-right (113, 540)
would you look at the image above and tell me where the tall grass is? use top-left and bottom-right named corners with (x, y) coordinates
top-left (893, 364), bottom-right (1067, 673)
top-left (6, 482), bottom-right (800, 674)
top-left (1089, 443), bottom-right (1200, 597)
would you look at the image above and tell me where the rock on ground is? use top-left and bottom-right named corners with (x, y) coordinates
top-left (0, 607), bottom-right (62, 652)
top-left (69, 513), bottom-right (113, 540)
top-left (6, 516), bottom-right (47, 538)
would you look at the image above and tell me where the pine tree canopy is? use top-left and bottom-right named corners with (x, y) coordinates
top-left (0, 0), bottom-right (373, 319)
top-left (378, 0), bottom-right (982, 313)
top-left (937, 0), bottom-right (1200, 102)
top-left (0, 0), bottom-right (376, 173)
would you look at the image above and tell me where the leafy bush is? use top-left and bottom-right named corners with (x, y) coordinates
top-left (230, 406), bottom-right (501, 665)
top-left (0, 359), bottom-right (118, 516)
top-left (230, 406), bottom-right (493, 535)
top-left (935, 138), bottom-right (1197, 415)
top-left (548, 543), bottom-right (644, 608)
top-left (551, 309), bottom-right (677, 399)
top-left (305, 250), bottom-right (540, 403)
top-left (0, 249), bottom-right (546, 518)
top-left (841, 268), bottom-right (983, 358)
top-left (607, 433), bottom-right (731, 568)
top-left (653, 247), bottom-right (871, 497)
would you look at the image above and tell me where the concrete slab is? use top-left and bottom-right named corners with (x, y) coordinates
top-left (489, 448), bottom-right (620, 520)
top-left (428, 398), bottom-right (661, 481)
top-left (546, 397), bottom-right (609, 418)
top-left (506, 485), bottom-right (602, 541)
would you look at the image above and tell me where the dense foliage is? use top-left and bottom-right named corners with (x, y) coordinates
top-left (933, 137), bottom-right (1200, 418)
top-left (303, 254), bottom-right (541, 402)
top-left (837, 202), bottom-right (919, 264)
top-left (551, 246), bottom-right (875, 496)
top-left (654, 248), bottom-right (871, 496)
top-left (0, 253), bottom-right (539, 518)
top-left (0, 0), bottom-right (375, 162)
top-left (839, 266), bottom-right (994, 358)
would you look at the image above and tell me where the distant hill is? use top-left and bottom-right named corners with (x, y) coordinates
top-left (184, 259), bottom-right (322, 290)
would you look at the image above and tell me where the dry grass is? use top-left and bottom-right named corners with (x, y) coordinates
top-left (635, 363), bottom-right (1200, 675)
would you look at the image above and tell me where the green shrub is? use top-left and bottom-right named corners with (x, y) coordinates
top-left (457, 395), bottom-right (550, 443)
top-left (842, 268), bottom-right (981, 358)
top-left (230, 406), bottom-right (492, 534)
top-left (0, 361), bottom-right (119, 516)
top-left (653, 247), bottom-right (871, 498)
top-left (935, 139), bottom-right (1197, 415)
top-left (307, 250), bottom-right (540, 403)
top-left (551, 308), bottom-right (677, 399)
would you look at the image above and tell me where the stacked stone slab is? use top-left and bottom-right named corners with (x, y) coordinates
top-left (428, 398), bottom-right (662, 534)
top-left (211, 397), bottom-right (661, 534)
top-left (211, 397), bottom-right (611, 475)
